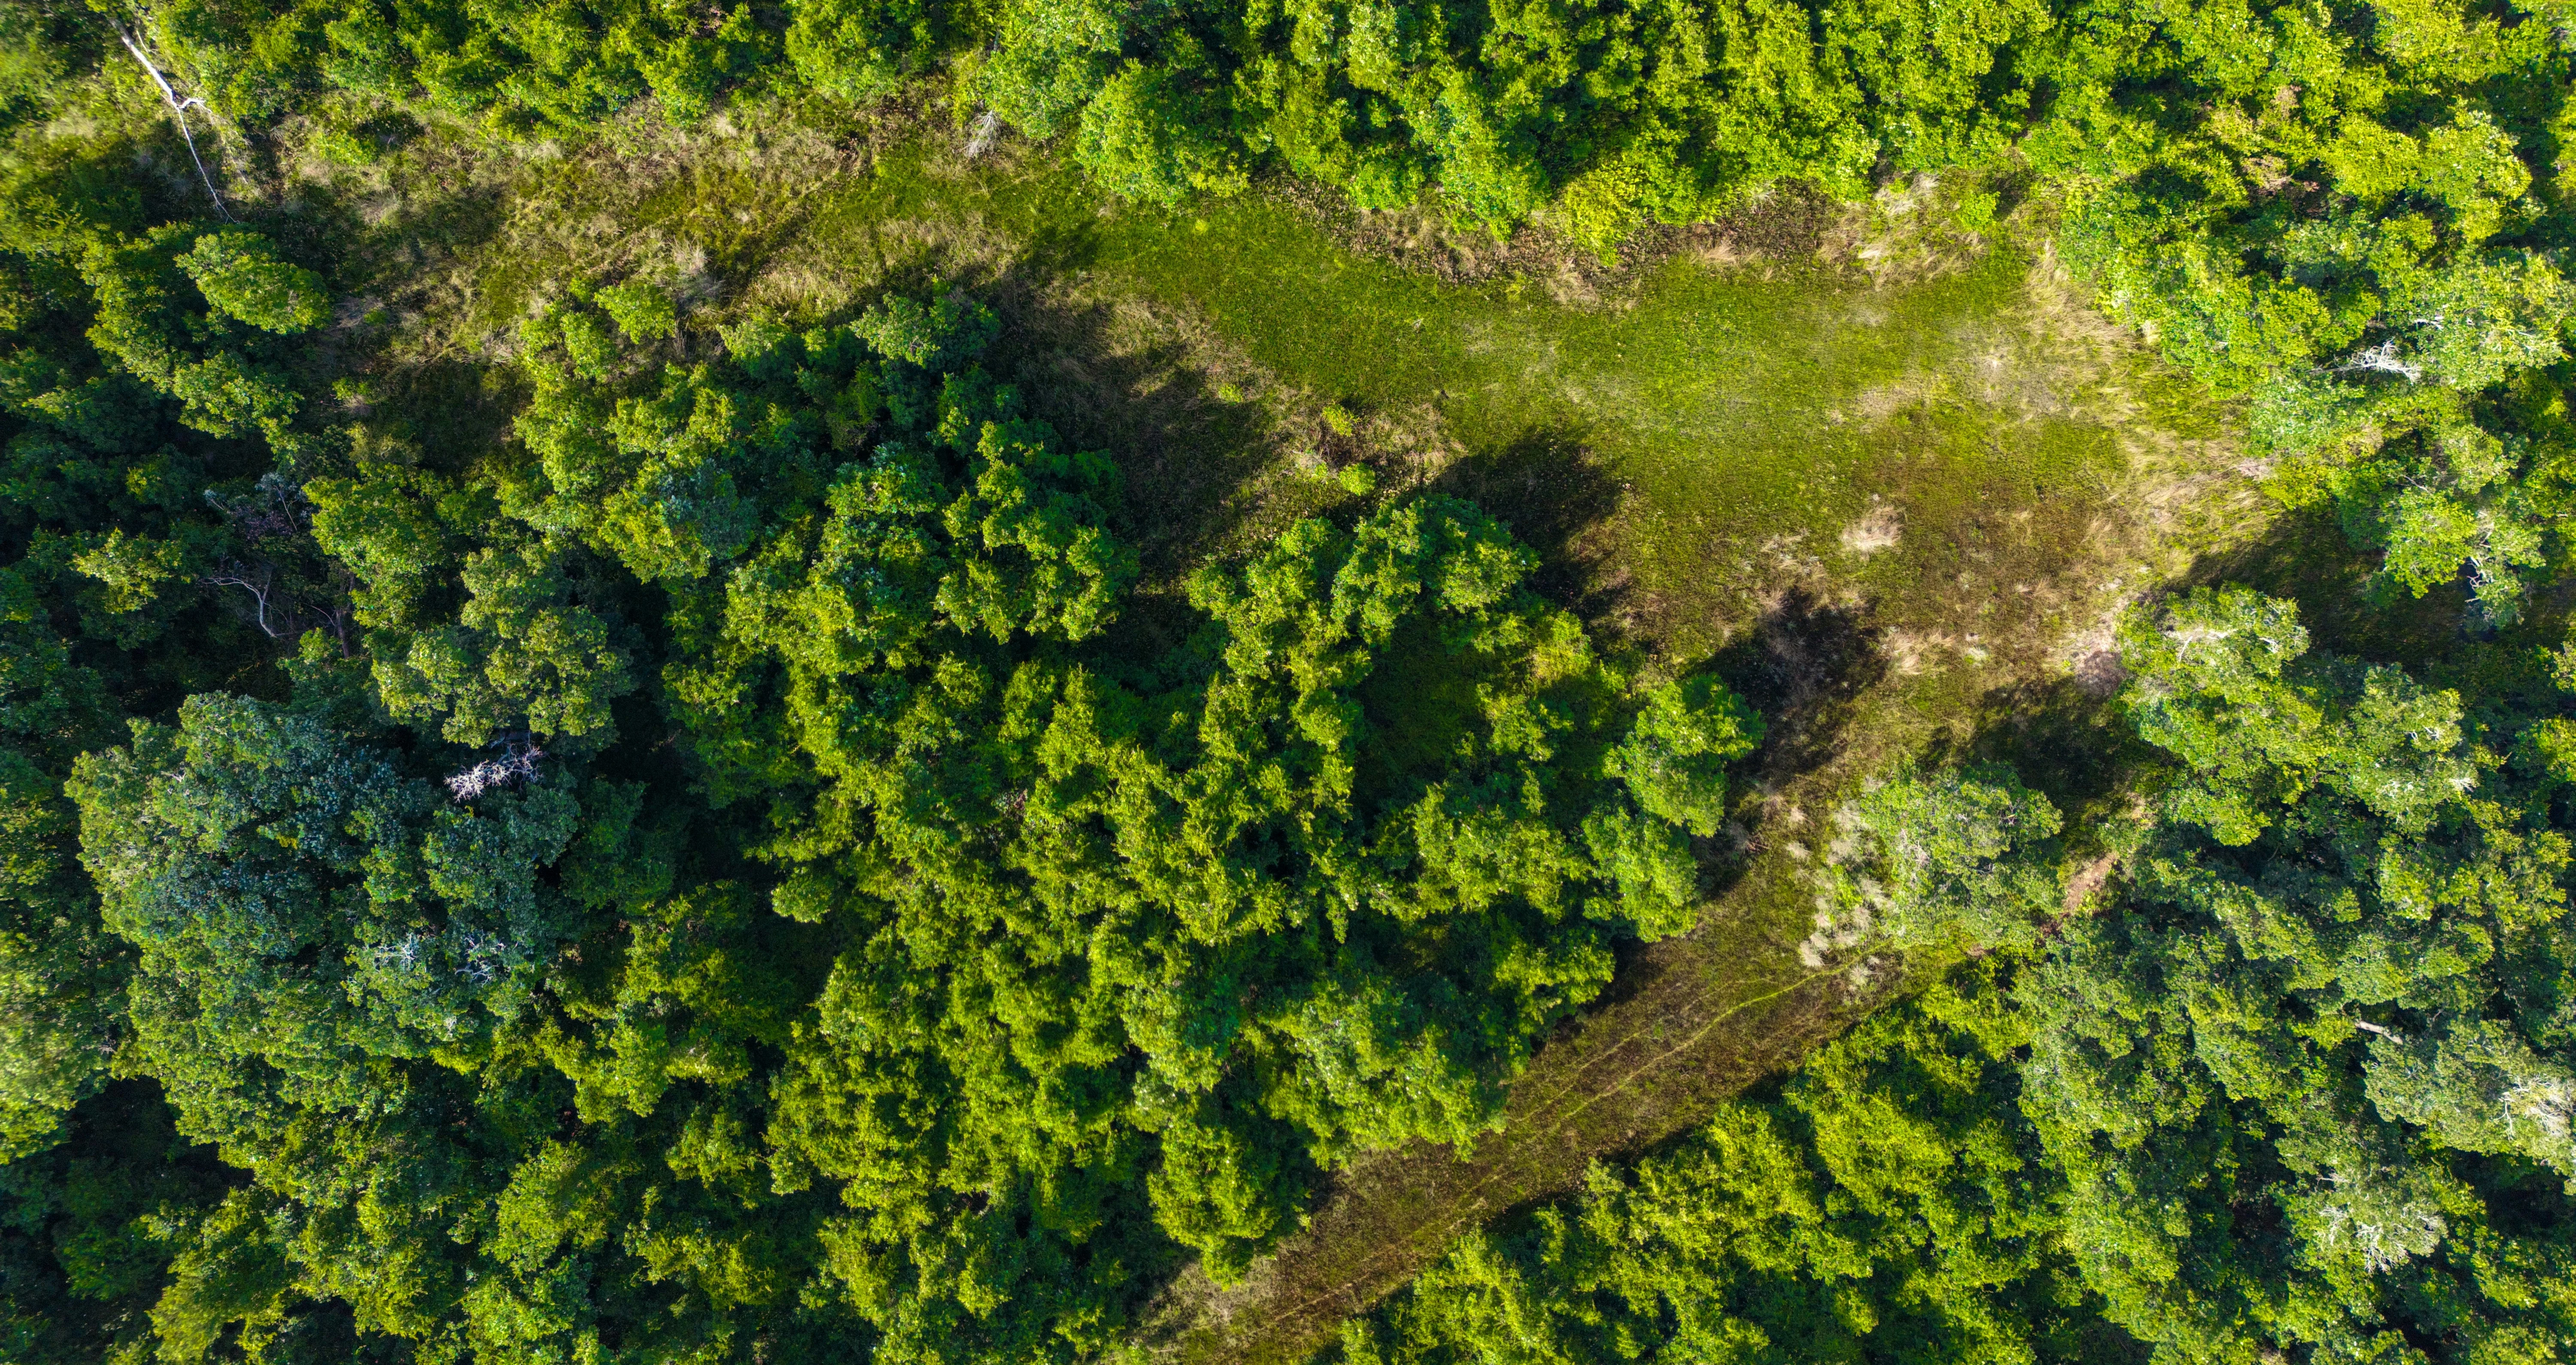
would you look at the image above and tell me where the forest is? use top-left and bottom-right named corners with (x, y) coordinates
top-left (1, 0), bottom-right (2573, 1361)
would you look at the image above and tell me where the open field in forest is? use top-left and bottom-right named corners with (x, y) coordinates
top-left (305, 106), bottom-right (2278, 1362)
top-left (331, 104), bottom-right (2251, 652)
top-left (12, 0), bottom-right (2561, 1357)
top-left (4, 0), bottom-right (2551, 1349)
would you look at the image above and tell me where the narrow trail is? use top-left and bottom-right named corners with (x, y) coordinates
top-left (1126, 850), bottom-right (1893, 1365)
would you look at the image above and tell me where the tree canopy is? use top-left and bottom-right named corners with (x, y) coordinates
top-left (0, 102), bottom-right (1767, 1351)
top-left (1342, 584), bottom-right (2576, 1365)
top-left (6, 0), bottom-right (2576, 1361)
top-left (105, 0), bottom-right (2576, 621)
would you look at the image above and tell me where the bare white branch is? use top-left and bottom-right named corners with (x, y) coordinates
top-left (114, 22), bottom-right (234, 222)
top-left (202, 562), bottom-right (283, 637)
top-left (446, 741), bottom-right (545, 801)
top-left (2335, 339), bottom-right (2424, 383)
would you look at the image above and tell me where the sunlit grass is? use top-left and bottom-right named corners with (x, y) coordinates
top-left (371, 115), bottom-right (2242, 669)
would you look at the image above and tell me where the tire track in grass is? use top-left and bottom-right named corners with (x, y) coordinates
top-left (1128, 868), bottom-right (1889, 1365)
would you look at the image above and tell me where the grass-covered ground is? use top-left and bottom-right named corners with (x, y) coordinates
top-left (328, 106), bottom-right (2249, 645)
top-left (287, 102), bottom-right (2275, 1362)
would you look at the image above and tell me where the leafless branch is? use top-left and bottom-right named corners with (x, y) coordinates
top-left (447, 740), bottom-right (546, 802)
top-left (2334, 339), bottom-right (2424, 384)
top-left (113, 21), bottom-right (233, 222)
top-left (965, 110), bottom-right (1002, 160)
top-left (202, 562), bottom-right (284, 637)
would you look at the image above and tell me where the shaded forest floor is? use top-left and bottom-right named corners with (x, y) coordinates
top-left (257, 98), bottom-right (2290, 1362)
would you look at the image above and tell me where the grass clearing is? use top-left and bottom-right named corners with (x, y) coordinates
top-left (290, 104), bottom-right (2274, 1363)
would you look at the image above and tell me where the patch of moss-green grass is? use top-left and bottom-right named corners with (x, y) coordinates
top-left (332, 113), bottom-right (2243, 671)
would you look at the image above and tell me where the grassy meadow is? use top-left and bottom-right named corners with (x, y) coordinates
top-left (328, 105), bottom-right (2254, 654)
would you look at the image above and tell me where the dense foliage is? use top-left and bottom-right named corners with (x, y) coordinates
top-left (3, 0), bottom-right (2576, 1362)
top-left (1343, 584), bottom-right (2576, 1364)
top-left (1337, 965), bottom-right (2113, 1365)
top-left (105, 0), bottom-right (2576, 619)
top-left (0, 27), bottom-right (1765, 1348)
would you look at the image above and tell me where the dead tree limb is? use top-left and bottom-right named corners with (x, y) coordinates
top-left (203, 563), bottom-right (284, 637)
top-left (113, 21), bottom-right (234, 222)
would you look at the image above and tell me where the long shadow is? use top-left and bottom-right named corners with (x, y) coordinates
top-left (1927, 672), bottom-right (2135, 818)
top-left (355, 179), bottom-right (510, 293)
top-left (2185, 501), bottom-right (2472, 666)
top-left (866, 217), bottom-right (1640, 626)
top-left (841, 234), bottom-right (1285, 595)
top-left (1707, 588), bottom-right (1888, 787)
top-left (1580, 589), bottom-right (1887, 1011)
top-left (1930, 502), bottom-right (2481, 846)
top-left (1428, 425), bottom-right (1627, 619)
top-left (368, 356), bottom-right (527, 471)
top-left (1016, 198), bottom-right (1112, 281)
top-left (1001, 294), bottom-right (1279, 579)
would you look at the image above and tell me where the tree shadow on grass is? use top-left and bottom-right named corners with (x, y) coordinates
top-left (860, 237), bottom-right (1285, 591)
top-left (1588, 589), bottom-right (1888, 1009)
top-left (1926, 673), bottom-right (2136, 819)
top-left (368, 356), bottom-right (527, 471)
top-left (1429, 425), bottom-right (1627, 619)
top-left (2187, 500), bottom-right (2470, 667)
top-left (1015, 202), bottom-right (1112, 282)
top-left (1708, 588), bottom-right (1888, 788)
top-left (1921, 502), bottom-right (2479, 851)
top-left (1005, 303), bottom-right (1279, 579)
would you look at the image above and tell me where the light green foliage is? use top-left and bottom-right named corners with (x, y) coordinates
top-left (2027, 0), bottom-right (2576, 620)
top-left (1607, 674), bottom-right (1765, 836)
top-left (79, 227), bottom-right (327, 450)
top-left (177, 231), bottom-right (330, 334)
top-left (1338, 963), bottom-right (2111, 1365)
top-left (1351, 583), bottom-right (2576, 1365)
top-left (305, 464), bottom-right (457, 624)
top-left (785, 0), bottom-right (942, 103)
top-left (1817, 762), bottom-right (2063, 955)
top-left (0, 593), bottom-right (119, 1159)
top-left (1076, 64), bottom-right (1247, 204)
top-left (0, 199), bottom-right (301, 1169)
top-left (137, 0), bottom-right (2576, 621)
top-left (67, 529), bottom-right (184, 614)
top-left (853, 286), bottom-right (999, 369)
top-left (2117, 586), bottom-right (2473, 844)
top-left (372, 542), bottom-right (636, 747)
top-left (318, 0), bottom-right (761, 133)
top-left (2015, 588), bottom-right (2576, 1362)
top-left (594, 279), bottom-right (678, 343)
top-left (0, 0), bottom-right (64, 133)
top-left (963, 0), bottom-right (1121, 136)
top-left (616, 286), bottom-right (1760, 1353)
top-left (532, 358), bottom-right (766, 582)
top-left (59, 677), bottom-right (858, 1364)
top-left (0, 1081), bottom-right (237, 1365)
top-left (143, 0), bottom-right (2048, 237)
top-left (551, 302), bottom-right (623, 378)
top-left (19, 0), bottom-right (2576, 1356)
top-left (70, 693), bottom-right (572, 1079)
top-left (634, 4), bottom-right (766, 124)
top-left (0, 254), bottom-right (1768, 1365)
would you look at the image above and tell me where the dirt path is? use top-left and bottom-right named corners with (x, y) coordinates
top-left (1127, 850), bottom-right (1882, 1365)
